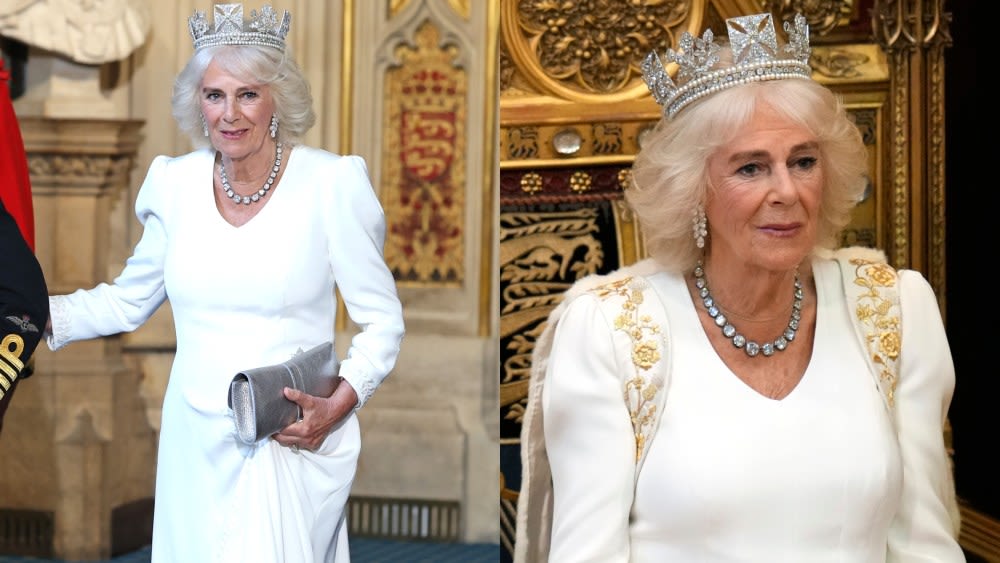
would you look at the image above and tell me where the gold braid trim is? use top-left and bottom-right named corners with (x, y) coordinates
top-left (591, 276), bottom-right (664, 462)
top-left (848, 258), bottom-right (901, 408)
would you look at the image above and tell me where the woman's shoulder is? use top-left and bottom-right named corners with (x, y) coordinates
top-left (163, 148), bottom-right (214, 165)
top-left (564, 259), bottom-right (667, 300)
top-left (288, 145), bottom-right (367, 170)
top-left (144, 149), bottom-right (213, 177)
top-left (813, 245), bottom-right (889, 266)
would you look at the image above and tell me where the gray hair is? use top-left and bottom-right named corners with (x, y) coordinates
top-left (626, 77), bottom-right (867, 273)
top-left (171, 45), bottom-right (316, 149)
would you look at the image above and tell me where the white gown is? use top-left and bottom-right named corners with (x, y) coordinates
top-left (47, 146), bottom-right (405, 562)
top-left (541, 257), bottom-right (963, 562)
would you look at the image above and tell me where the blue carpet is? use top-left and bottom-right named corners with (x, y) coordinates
top-left (0, 539), bottom-right (501, 562)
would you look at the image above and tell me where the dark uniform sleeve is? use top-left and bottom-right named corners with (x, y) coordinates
top-left (0, 198), bottom-right (48, 434)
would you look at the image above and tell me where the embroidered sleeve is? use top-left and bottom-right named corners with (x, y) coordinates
top-left (591, 276), bottom-right (667, 463)
top-left (845, 257), bottom-right (901, 408)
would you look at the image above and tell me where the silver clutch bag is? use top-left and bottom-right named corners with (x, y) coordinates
top-left (228, 342), bottom-right (341, 445)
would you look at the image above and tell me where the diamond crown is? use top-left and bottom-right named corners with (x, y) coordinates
top-left (641, 12), bottom-right (812, 119)
top-left (188, 3), bottom-right (291, 52)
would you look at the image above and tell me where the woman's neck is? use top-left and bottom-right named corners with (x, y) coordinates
top-left (698, 258), bottom-right (810, 322)
top-left (220, 142), bottom-right (278, 184)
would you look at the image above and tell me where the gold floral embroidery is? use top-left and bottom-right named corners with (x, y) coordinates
top-left (849, 257), bottom-right (900, 407)
top-left (592, 276), bottom-right (664, 462)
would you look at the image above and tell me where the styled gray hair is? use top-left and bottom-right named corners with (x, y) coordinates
top-left (627, 76), bottom-right (868, 273)
top-left (171, 44), bottom-right (316, 148)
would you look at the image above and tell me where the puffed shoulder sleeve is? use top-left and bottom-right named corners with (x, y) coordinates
top-left (887, 269), bottom-right (964, 562)
top-left (324, 155), bottom-right (404, 408)
top-left (542, 294), bottom-right (635, 562)
top-left (46, 155), bottom-right (171, 350)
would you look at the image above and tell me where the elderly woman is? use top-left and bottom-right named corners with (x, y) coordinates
top-left (516, 12), bottom-right (962, 563)
top-left (44, 4), bottom-right (404, 561)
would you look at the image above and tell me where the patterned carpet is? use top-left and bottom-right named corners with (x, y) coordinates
top-left (0, 539), bottom-right (501, 563)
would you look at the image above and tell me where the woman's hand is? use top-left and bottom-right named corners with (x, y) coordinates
top-left (271, 380), bottom-right (359, 452)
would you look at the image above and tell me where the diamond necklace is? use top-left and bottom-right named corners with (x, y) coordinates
top-left (693, 261), bottom-right (803, 358)
top-left (219, 142), bottom-right (283, 205)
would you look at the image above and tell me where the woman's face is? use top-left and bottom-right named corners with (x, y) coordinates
top-left (704, 104), bottom-right (823, 273)
top-left (200, 59), bottom-right (275, 163)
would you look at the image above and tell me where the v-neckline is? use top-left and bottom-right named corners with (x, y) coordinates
top-left (210, 146), bottom-right (294, 229)
top-left (686, 260), bottom-right (822, 404)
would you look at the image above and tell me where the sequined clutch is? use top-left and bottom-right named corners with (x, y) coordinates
top-left (228, 342), bottom-right (341, 445)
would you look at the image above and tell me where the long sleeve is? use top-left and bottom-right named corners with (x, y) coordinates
top-left (47, 156), bottom-right (171, 350)
top-left (542, 293), bottom-right (636, 562)
top-left (322, 155), bottom-right (404, 408)
top-left (887, 269), bottom-right (964, 561)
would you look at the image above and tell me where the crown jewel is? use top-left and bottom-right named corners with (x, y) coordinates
top-left (642, 13), bottom-right (812, 119)
top-left (188, 3), bottom-right (291, 52)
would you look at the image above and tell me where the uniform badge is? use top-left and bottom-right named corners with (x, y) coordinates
top-left (4, 315), bottom-right (39, 334)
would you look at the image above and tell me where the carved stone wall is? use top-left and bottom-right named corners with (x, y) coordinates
top-left (349, 0), bottom-right (499, 543)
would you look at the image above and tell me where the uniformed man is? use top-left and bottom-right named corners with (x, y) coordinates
top-left (1, 56), bottom-right (48, 435)
top-left (0, 198), bottom-right (48, 434)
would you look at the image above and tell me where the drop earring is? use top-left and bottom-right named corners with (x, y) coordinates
top-left (201, 115), bottom-right (209, 137)
top-left (692, 205), bottom-right (707, 249)
top-left (269, 114), bottom-right (278, 139)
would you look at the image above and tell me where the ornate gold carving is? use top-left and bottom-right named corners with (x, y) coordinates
top-left (887, 51), bottom-right (908, 268)
top-left (811, 48), bottom-right (868, 79)
top-left (520, 172), bottom-right (543, 194)
top-left (617, 168), bottom-right (632, 191)
top-left (849, 108), bottom-right (877, 145)
top-left (841, 107), bottom-right (878, 250)
top-left (501, 119), bottom-right (656, 165)
top-left (499, 35), bottom-right (515, 92)
top-left (569, 171), bottom-right (591, 193)
top-left (382, 22), bottom-right (467, 285)
top-left (927, 42), bottom-right (947, 307)
top-left (765, 0), bottom-right (853, 36)
top-left (499, 208), bottom-right (605, 424)
top-left (501, 0), bottom-right (691, 102)
top-left (593, 123), bottom-right (623, 155)
top-left (871, 0), bottom-right (951, 51)
top-left (506, 126), bottom-right (540, 160)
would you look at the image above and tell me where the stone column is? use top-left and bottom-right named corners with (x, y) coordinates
top-left (0, 117), bottom-right (157, 560)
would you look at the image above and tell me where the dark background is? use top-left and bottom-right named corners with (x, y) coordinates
top-left (945, 1), bottom-right (996, 519)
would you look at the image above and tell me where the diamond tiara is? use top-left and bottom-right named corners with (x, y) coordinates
top-left (188, 3), bottom-right (291, 52)
top-left (641, 12), bottom-right (812, 119)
